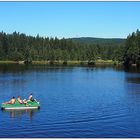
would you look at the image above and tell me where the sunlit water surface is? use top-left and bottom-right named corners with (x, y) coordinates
top-left (0, 64), bottom-right (140, 138)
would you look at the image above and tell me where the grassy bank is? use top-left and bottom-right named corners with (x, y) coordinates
top-left (0, 61), bottom-right (19, 64)
top-left (95, 59), bottom-right (119, 65)
top-left (32, 60), bottom-right (86, 65)
top-left (31, 60), bottom-right (120, 66)
top-left (0, 60), bottom-right (120, 66)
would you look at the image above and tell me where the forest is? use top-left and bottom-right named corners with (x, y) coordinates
top-left (0, 30), bottom-right (139, 67)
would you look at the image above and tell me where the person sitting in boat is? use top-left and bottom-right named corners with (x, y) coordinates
top-left (28, 93), bottom-right (35, 102)
top-left (17, 96), bottom-right (27, 104)
top-left (3, 97), bottom-right (16, 104)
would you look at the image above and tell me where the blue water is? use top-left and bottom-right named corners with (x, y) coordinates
top-left (0, 65), bottom-right (140, 138)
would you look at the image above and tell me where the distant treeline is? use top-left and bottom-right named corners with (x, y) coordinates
top-left (0, 30), bottom-right (139, 66)
top-left (0, 31), bottom-right (125, 62)
top-left (71, 37), bottom-right (125, 46)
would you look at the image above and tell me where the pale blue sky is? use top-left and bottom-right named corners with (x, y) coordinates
top-left (0, 2), bottom-right (140, 38)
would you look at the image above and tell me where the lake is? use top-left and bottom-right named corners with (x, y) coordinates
top-left (0, 64), bottom-right (140, 138)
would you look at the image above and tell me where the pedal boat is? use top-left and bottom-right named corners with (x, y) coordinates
top-left (1, 100), bottom-right (40, 110)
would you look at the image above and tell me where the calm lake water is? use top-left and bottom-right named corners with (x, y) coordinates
top-left (0, 64), bottom-right (140, 138)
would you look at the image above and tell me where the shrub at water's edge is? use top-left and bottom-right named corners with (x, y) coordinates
top-left (123, 29), bottom-right (140, 68)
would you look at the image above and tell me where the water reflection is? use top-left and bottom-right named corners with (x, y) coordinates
top-left (126, 77), bottom-right (140, 84)
top-left (115, 65), bottom-right (140, 74)
top-left (0, 63), bottom-right (140, 73)
top-left (2, 109), bottom-right (39, 121)
top-left (0, 64), bottom-right (27, 73)
top-left (0, 64), bottom-right (76, 73)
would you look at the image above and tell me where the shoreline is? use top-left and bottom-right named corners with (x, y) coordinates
top-left (0, 60), bottom-right (121, 66)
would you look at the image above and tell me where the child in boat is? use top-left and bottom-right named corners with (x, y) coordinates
top-left (28, 93), bottom-right (35, 102)
top-left (3, 97), bottom-right (16, 104)
top-left (17, 96), bottom-right (27, 104)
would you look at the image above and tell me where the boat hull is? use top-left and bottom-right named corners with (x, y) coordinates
top-left (2, 106), bottom-right (40, 110)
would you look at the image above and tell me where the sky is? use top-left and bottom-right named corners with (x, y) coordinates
top-left (0, 2), bottom-right (140, 39)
